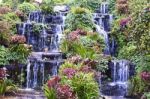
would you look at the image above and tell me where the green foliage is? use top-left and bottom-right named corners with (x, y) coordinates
top-left (8, 44), bottom-right (31, 64)
top-left (65, 7), bottom-right (95, 31)
top-left (1, 12), bottom-right (21, 33)
top-left (131, 55), bottom-right (150, 73)
top-left (144, 92), bottom-right (150, 99)
top-left (118, 43), bottom-right (137, 59)
top-left (128, 0), bottom-right (148, 13)
top-left (129, 75), bottom-right (147, 95)
top-left (61, 31), bottom-right (104, 59)
top-left (70, 0), bottom-right (102, 12)
top-left (0, 46), bottom-right (9, 66)
top-left (40, 0), bottom-right (54, 14)
top-left (2, 12), bottom-right (20, 22)
top-left (108, 0), bottom-right (116, 13)
top-left (0, 79), bottom-right (17, 95)
top-left (95, 55), bottom-right (110, 72)
top-left (32, 23), bottom-right (43, 34)
top-left (18, 2), bottom-right (37, 14)
top-left (70, 72), bottom-right (99, 99)
top-left (128, 11), bottom-right (150, 54)
top-left (44, 85), bottom-right (56, 99)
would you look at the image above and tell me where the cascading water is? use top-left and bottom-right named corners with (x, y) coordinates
top-left (101, 60), bottom-right (134, 96)
top-left (17, 6), bottom-right (68, 89)
top-left (26, 60), bottom-right (31, 89)
top-left (94, 2), bottom-right (135, 98)
top-left (94, 2), bottom-right (116, 55)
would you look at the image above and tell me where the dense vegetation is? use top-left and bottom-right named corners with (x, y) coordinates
top-left (0, 0), bottom-right (149, 98)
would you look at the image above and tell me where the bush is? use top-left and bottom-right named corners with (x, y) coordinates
top-left (0, 79), bottom-right (17, 95)
top-left (70, 72), bottom-right (99, 99)
top-left (18, 2), bottom-right (37, 14)
top-left (40, 0), bottom-right (54, 14)
top-left (65, 7), bottom-right (95, 31)
top-left (8, 44), bottom-right (31, 64)
top-left (1, 12), bottom-right (21, 33)
top-left (0, 46), bottom-right (9, 66)
top-left (11, 35), bottom-right (26, 44)
top-left (69, 0), bottom-right (102, 12)
top-left (0, 6), bottom-right (11, 14)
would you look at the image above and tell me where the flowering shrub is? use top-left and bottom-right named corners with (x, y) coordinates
top-left (67, 55), bottom-right (82, 64)
top-left (119, 17), bottom-right (131, 28)
top-left (68, 29), bottom-right (87, 41)
top-left (140, 72), bottom-right (150, 82)
top-left (0, 6), bottom-right (11, 14)
top-left (11, 35), bottom-right (26, 44)
top-left (56, 84), bottom-right (76, 99)
top-left (82, 58), bottom-right (97, 69)
top-left (15, 10), bottom-right (24, 17)
top-left (0, 68), bottom-right (6, 80)
top-left (79, 65), bottom-right (93, 73)
top-left (116, 0), bottom-right (128, 14)
top-left (47, 76), bottom-right (61, 89)
top-left (63, 68), bottom-right (77, 79)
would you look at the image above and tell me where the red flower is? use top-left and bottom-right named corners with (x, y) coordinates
top-left (63, 68), bottom-right (77, 79)
top-left (68, 29), bottom-right (87, 41)
top-left (0, 68), bottom-right (7, 80)
top-left (140, 71), bottom-right (150, 82)
top-left (11, 35), bottom-right (26, 44)
top-left (56, 84), bottom-right (76, 99)
top-left (47, 76), bottom-right (61, 89)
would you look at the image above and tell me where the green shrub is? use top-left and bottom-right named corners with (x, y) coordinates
top-left (8, 44), bottom-right (31, 64)
top-left (0, 79), bottom-right (17, 95)
top-left (2, 12), bottom-right (20, 33)
top-left (0, 46), bottom-right (9, 66)
top-left (70, 72), bottom-right (99, 99)
top-left (18, 2), bottom-right (37, 14)
top-left (65, 7), bottom-right (95, 31)
top-left (129, 75), bottom-right (147, 95)
top-left (70, 0), bottom-right (102, 12)
top-left (40, 0), bottom-right (54, 14)
top-left (44, 85), bottom-right (56, 99)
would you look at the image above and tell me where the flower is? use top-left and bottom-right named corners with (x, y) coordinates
top-left (63, 68), bottom-right (77, 79)
top-left (47, 76), bottom-right (61, 89)
top-left (56, 84), bottom-right (76, 99)
top-left (0, 68), bottom-right (7, 80)
top-left (140, 71), bottom-right (150, 82)
top-left (11, 35), bottom-right (26, 44)
top-left (68, 29), bottom-right (87, 41)
top-left (67, 55), bottom-right (82, 64)
top-left (119, 17), bottom-right (131, 28)
top-left (79, 66), bottom-right (93, 73)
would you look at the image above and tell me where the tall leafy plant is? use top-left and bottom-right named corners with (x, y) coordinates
top-left (65, 7), bottom-right (95, 31)
top-left (0, 46), bottom-right (9, 66)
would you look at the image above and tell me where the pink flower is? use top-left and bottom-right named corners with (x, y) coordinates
top-left (56, 84), bottom-right (76, 99)
top-left (0, 68), bottom-right (6, 80)
top-left (140, 71), bottom-right (150, 81)
top-left (63, 68), bottom-right (77, 79)
top-left (11, 35), bottom-right (26, 44)
top-left (79, 66), bottom-right (92, 73)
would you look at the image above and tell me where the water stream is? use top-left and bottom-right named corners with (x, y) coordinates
top-left (17, 7), bottom-right (68, 89)
top-left (94, 2), bottom-right (135, 98)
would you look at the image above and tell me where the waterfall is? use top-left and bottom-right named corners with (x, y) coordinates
top-left (95, 24), bottom-right (110, 54)
top-left (33, 61), bottom-right (39, 88)
top-left (26, 60), bottom-right (31, 89)
top-left (94, 2), bottom-right (115, 55)
top-left (16, 6), bottom-right (68, 89)
top-left (112, 60), bottom-right (129, 83)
